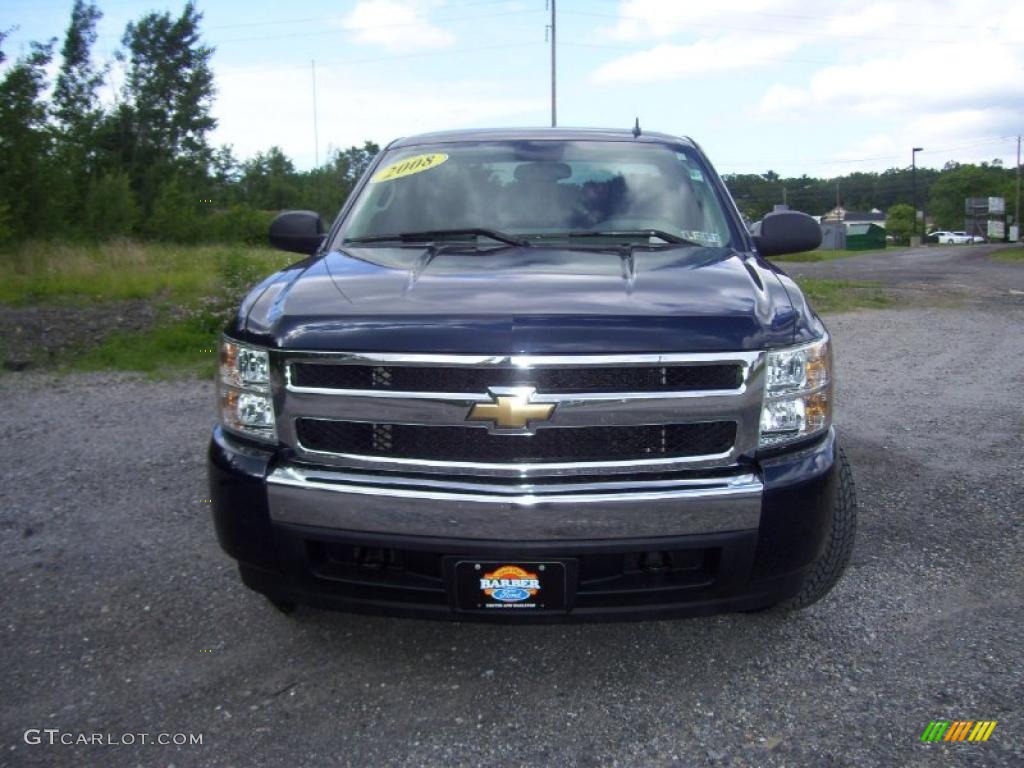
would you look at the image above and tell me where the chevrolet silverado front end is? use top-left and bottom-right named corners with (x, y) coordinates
top-left (208, 128), bottom-right (856, 621)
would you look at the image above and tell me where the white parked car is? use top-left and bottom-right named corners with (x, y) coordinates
top-left (929, 231), bottom-right (973, 244)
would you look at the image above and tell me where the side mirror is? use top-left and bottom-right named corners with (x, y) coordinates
top-left (752, 210), bottom-right (822, 257)
top-left (269, 210), bottom-right (326, 255)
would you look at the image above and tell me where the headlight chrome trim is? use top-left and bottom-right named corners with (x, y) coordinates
top-left (759, 334), bottom-right (832, 448)
top-left (218, 336), bottom-right (277, 444)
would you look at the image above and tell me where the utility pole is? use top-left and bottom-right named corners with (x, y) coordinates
top-left (833, 180), bottom-right (840, 255)
top-left (912, 147), bottom-right (923, 243)
top-left (549, 0), bottom-right (557, 127)
top-left (1016, 135), bottom-right (1021, 241)
top-left (312, 59), bottom-right (320, 168)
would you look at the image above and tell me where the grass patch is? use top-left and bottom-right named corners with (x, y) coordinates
top-left (67, 312), bottom-right (222, 378)
top-left (0, 240), bottom-right (300, 377)
top-left (794, 278), bottom-right (894, 313)
top-left (0, 239), bottom-right (294, 305)
top-left (771, 245), bottom-right (897, 263)
top-left (990, 247), bottom-right (1024, 263)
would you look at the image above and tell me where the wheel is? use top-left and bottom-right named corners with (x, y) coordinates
top-left (774, 447), bottom-right (858, 610)
top-left (266, 596), bottom-right (298, 615)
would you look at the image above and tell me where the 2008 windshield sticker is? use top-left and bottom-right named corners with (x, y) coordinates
top-left (371, 153), bottom-right (448, 183)
top-left (681, 230), bottom-right (722, 246)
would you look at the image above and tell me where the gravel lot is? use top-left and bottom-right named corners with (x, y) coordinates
top-left (1, 247), bottom-right (1022, 767)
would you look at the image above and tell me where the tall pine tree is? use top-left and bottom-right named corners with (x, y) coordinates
top-left (0, 37), bottom-right (57, 238)
top-left (52, 1), bottom-right (106, 230)
top-left (120, 1), bottom-right (216, 211)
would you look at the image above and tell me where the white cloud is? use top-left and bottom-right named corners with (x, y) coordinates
top-left (753, 84), bottom-right (809, 117)
top-left (792, 44), bottom-right (1022, 116)
top-left (211, 63), bottom-right (544, 168)
top-left (601, 0), bottom-right (791, 42)
top-left (591, 35), bottom-right (805, 85)
top-left (339, 0), bottom-right (455, 52)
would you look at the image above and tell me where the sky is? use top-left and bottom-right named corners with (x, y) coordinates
top-left (3, 0), bottom-right (1023, 177)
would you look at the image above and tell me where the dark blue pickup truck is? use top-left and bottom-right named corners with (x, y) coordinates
top-left (208, 128), bottom-right (856, 621)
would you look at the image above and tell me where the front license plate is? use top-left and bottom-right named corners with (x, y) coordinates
top-left (452, 560), bottom-right (569, 612)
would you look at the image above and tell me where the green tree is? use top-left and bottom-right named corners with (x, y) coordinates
top-left (0, 199), bottom-right (13, 243)
top-left (120, 1), bottom-right (216, 207)
top-left (927, 162), bottom-right (1015, 229)
top-left (885, 203), bottom-right (915, 245)
top-left (240, 147), bottom-right (297, 209)
top-left (147, 176), bottom-right (202, 242)
top-left (83, 171), bottom-right (139, 238)
top-left (210, 144), bottom-right (240, 205)
top-left (0, 37), bottom-right (57, 238)
top-left (53, 1), bottom-right (104, 134)
top-left (298, 141), bottom-right (381, 218)
top-left (52, 1), bottom-right (106, 231)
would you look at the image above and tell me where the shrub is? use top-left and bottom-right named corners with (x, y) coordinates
top-left (0, 200), bottom-right (13, 244)
top-left (204, 205), bottom-right (275, 245)
top-left (147, 177), bottom-right (203, 243)
top-left (82, 172), bottom-right (139, 239)
top-left (885, 203), bottom-right (915, 246)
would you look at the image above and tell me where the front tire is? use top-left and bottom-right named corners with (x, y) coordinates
top-left (776, 447), bottom-right (858, 610)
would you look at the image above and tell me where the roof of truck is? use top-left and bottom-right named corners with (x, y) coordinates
top-left (388, 127), bottom-right (696, 149)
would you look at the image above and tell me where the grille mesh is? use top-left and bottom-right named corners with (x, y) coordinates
top-left (291, 362), bottom-right (741, 393)
top-left (296, 419), bottom-right (736, 463)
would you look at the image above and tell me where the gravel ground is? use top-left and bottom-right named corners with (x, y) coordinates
top-left (778, 242), bottom-right (1024, 307)
top-left (0, 300), bottom-right (165, 370)
top-left (1, 252), bottom-right (1022, 766)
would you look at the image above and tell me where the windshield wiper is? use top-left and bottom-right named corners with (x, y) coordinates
top-left (344, 228), bottom-right (530, 247)
top-left (560, 229), bottom-right (700, 246)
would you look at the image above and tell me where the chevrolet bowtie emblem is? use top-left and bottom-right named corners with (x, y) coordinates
top-left (466, 389), bottom-right (555, 431)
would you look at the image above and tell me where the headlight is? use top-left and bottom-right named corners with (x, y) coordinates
top-left (218, 338), bottom-right (276, 443)
top-left (759, 335), bottom-right (832, 448)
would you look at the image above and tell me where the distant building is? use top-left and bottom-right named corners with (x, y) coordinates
top-left (846, 223), bottom-right (887, 250)
top-left (822, 206), bottom-right (887, 226)
top-left (817, 207), bottom-right (887, 249)
top-left (819, 222), bottom-right (846, 249)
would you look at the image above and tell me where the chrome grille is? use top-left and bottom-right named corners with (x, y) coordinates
top-left (273, 351), bottom-right (766, 477)
top-left (296, 419), bottom-right (738, 464)
top-left (291, 361), bottom-right (743, 393)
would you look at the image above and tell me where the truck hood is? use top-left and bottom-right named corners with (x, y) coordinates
top-left (240, 244), bottom-right (803, 354)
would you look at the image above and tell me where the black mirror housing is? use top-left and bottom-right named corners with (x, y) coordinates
top-left (269, 210), bottom-right (326, 255)
top-left (752, 210), bottom-right (822, 257)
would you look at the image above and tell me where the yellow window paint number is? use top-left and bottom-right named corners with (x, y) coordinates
top-left (371, 153), bottom-right (448, 183)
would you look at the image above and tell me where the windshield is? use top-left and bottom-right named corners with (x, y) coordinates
top-left (338, 140), bottom-right (735, 248)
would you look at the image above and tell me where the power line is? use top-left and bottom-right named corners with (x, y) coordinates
top-left (2, 6), bottom-right (542, 46)
top-left (577, 0), bottom-right (1014, 37)
top-left (209, 41), bottom-right (545, 77)
top-left (560, 9), bottom-right (1022, 47)
top-left (560, 40), bottom-right (836, 67)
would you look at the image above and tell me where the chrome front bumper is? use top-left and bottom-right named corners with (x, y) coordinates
top-left (267, 464), bottom-right (763, 540)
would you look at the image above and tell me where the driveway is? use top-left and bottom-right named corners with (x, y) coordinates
top-left (1, 249), bottom-right (1022, 767)
top-left (776, 243), bottom-right (1024, 305)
